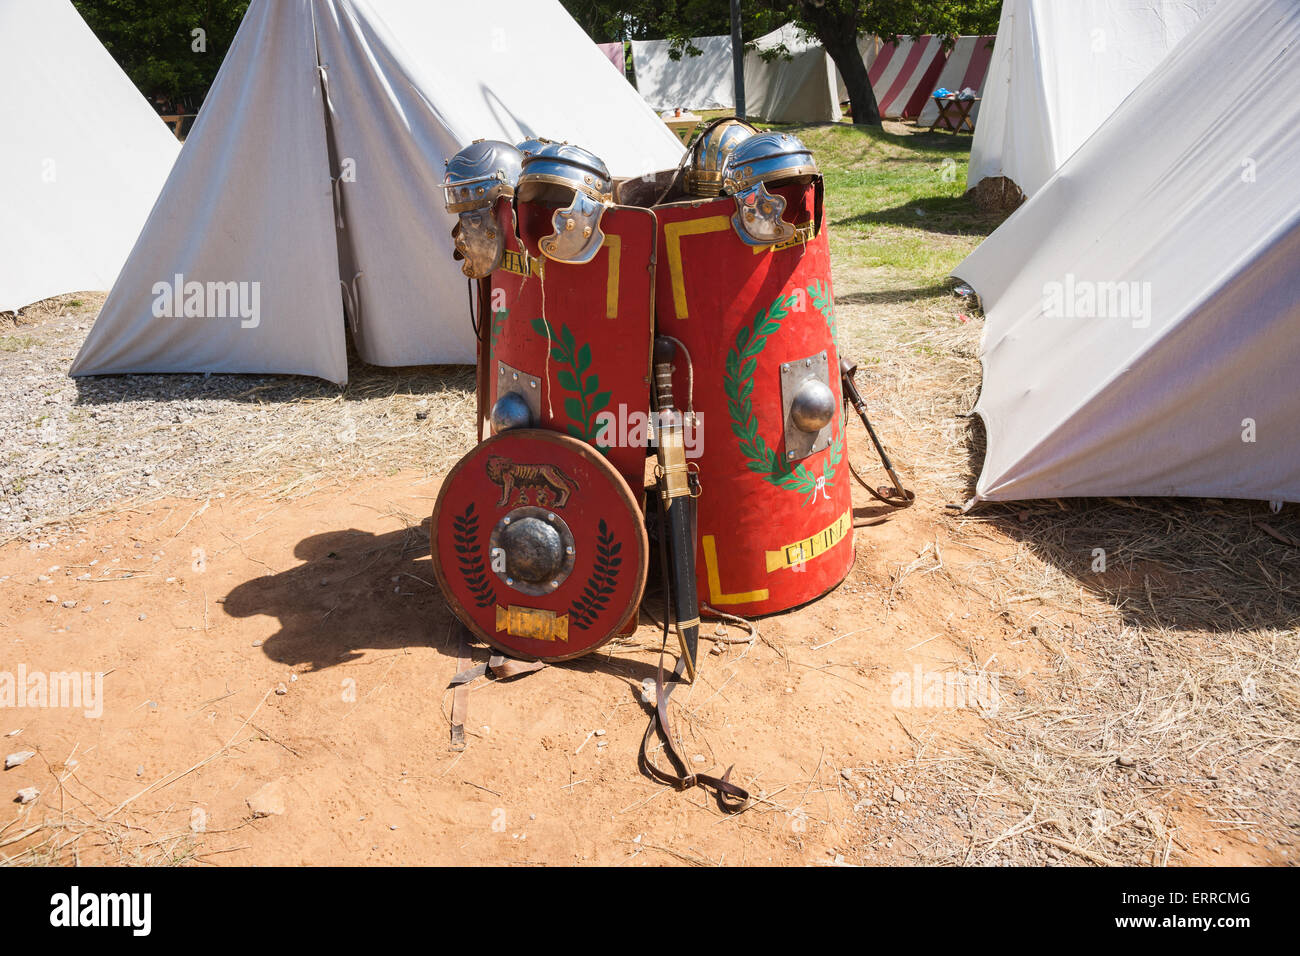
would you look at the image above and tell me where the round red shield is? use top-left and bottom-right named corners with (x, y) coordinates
top-left (431, 429), bottom-right (648, 661)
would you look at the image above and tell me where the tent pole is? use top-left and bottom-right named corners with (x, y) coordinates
top-left (730, 0), bottom-right (745, 119)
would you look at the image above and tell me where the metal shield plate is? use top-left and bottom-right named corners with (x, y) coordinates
top-left (432, 429), bottom-right (649, 661)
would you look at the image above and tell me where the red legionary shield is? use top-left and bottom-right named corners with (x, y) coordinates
top-left (500, 203), bottom-right (656, 493)
top-left (652, 182), bottom-right (853, 616)
top-left (431, 430), bottom-right (649, 661)
top-left (483, 199), bottom-right (541, 421)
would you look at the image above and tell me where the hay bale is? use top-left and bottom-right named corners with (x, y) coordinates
top-left (967, 176), bottom-right (1025, 214)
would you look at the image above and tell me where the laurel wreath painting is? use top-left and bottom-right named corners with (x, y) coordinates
top-left (724, 291), bottom-right (842, 505)
top-left (569, 519), bottom-right (621, 631)
top-left (807, 279), bottom-right (839, 350)
top-left (489, 309), bottom-right (508, 352)
top-left (452, 502), bottom-right (496, 609)
top-left (530, 317), bottom-right (612, 446)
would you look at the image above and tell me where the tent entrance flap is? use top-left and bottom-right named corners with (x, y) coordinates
top-left (311, 8), bottom-right (363, 339)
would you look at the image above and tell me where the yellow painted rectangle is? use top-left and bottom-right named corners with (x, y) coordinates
top-left (495, 605), bottom-right (569, 642)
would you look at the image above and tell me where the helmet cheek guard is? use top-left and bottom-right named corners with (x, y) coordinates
top-left (730, 182), bottom-right (794, 247)
top-left (452, 208), bottom-right (506, 279)
top-left (539, 192), bottom-right (608, 265)
top-left (516, 143), bottom-right (613, 266)
top-left (721, 131), bottom-right (818, 248)
top-left (442, 139), bottom-right (524, 277)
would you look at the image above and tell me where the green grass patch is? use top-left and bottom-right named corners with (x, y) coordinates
top-left (0, 335), bottom-right (41, 352)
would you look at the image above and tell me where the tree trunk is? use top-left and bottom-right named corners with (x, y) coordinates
top-left (823, 34), bottom-right (880, 126)
top-left (797, 1), bottom-right (880, 126)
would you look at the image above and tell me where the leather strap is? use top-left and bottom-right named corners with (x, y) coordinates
top-left (450, 627), bottom-right (472, 751)
top-left (640, 504), bottom-right (751, 813)
top-left (473, 278), bottom-right (491, 442)
top-left (449, 641), bottom-right (547, 751)
top-left (639, 655), bottom-right (751, 813)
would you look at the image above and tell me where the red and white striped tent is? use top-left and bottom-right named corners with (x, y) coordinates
top-left (868, 35), bottom-right (948, 119)
top-left (917, 35), bottom-right (996, 127)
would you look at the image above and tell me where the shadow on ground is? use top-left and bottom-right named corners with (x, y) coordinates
top-left (957, 418), bottom-right (1300, 634)
top-left (226, 519), bottom-right (662, 683)
top-left (834, 196), bottom-right (1006, 238)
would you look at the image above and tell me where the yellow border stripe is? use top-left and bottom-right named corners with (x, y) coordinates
top-left (603, 234), bottom-right (621, 319)
top-left (664, 216), bottom-right (730, 319)
top-left (702, 535), bottom-right (769, 605)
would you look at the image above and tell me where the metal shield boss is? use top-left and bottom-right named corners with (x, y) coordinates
top-left (653, 180), bottom-right (852, 616)
top-left (432, 430), bottom-right (649, 661)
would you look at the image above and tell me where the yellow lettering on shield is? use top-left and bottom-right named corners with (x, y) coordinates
top-left (495, 605), bottom-right (569, 642)
top-left (500, 249), bottom-right (533, 277)
top-left (764, 510), bottom-right (853, 572)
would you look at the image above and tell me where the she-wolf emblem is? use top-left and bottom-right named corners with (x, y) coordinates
top-left (485, 456), bottom-right (577, 508)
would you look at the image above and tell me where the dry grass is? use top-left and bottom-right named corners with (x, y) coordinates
top-left (841, 256), bottom-right (1300, 865)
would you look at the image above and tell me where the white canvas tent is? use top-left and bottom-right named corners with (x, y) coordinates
top-left (72, 0), bottom-right (684, 385)
top-left (0, 0), bottom-right (180, 314)
top-left (954, 0), bottom-right (1300, 505)
top-left (968, 0), bottom-right (1216, 198)
top-left (744, 24), bottom-right (841, 124)
top-left (631, 35), bottom-right (735, 111)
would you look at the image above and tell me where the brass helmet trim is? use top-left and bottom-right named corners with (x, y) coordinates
top-left (442, 139), bottom-right (523, 215)
top-left (684, 117), bottom-right (758, 197)
top-left (721, 131), bottom-right (818, 247)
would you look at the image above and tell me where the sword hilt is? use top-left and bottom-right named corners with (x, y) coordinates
top-left (653, 337), bottom-right (689, 502)
top-left (653, 337), bottom-right (676, 414)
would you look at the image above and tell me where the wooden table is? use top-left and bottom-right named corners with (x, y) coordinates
top-left (159, 114), bottom-right (196, 140)
top-left (664, 117), bottom-right (702, 143)
top-left (928, 96), bottom-right (979, 133)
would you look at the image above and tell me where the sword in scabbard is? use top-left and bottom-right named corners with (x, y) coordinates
top-left (652, 337), bottom-right (701, 682)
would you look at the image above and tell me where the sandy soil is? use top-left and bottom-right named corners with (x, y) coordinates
top-left (1, 471), bottom-right (1281, 866)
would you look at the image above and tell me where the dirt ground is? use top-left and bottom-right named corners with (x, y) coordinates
top-left (3, 122), bottom-right (1296, 865)
top-left (1, 465), bottom-right (1287, 865)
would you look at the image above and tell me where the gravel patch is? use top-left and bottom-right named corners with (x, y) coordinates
top-left (1, 294), bottom-right (476, 542)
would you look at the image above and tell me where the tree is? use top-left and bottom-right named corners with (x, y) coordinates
top-left (787, 0), bottom-right (1001, 126)
top-left (73, 0), bottom-right (249, 110)
top-left (559, 0), bottom-right (1001, 126)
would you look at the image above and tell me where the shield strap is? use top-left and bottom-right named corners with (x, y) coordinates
top-left (639, 499), bottom-right (751, 813)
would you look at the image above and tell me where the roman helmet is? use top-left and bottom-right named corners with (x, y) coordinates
top-left (515, 142), bottom-right (613, 265)
top-left (683, 117), bottom-right (757, 197)
top-left (515, 136), bottom-right (552, 159)
top-left (721, 131), bottom-right (818, 247)
top-left (442, 139), bottom-right (523, 278)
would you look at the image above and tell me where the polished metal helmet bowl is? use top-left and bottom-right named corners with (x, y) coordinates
top-left (721, 131), bottom-right (818, 247)
top-left (516, 142), bottom-right (613, 265)
top-left (442, 139), bottom-right (524, 278)
top-left (442, 139), bottom-right (522, 213)
top-left (684, 117), bottom-right (757, 197)
top-left (515, 136), bottom-right (552, 159)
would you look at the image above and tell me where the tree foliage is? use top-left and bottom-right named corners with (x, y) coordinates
top-left (559, 0), bottom-right (1002, 123)
top-left (72, 0), bottom-right (249, 109)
